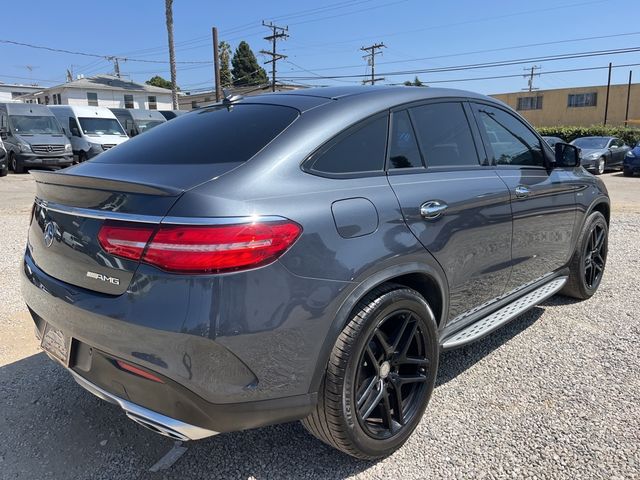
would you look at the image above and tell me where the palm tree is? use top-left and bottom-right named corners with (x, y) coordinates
top-left (165, 0), bottom-right (178, 109)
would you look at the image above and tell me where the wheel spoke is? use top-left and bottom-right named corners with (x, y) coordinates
top-left (365, 345), bottom-right (380, 374)
top-left (399, 322), bottom-right (418, 359)
top-left (381, 389), bottom-right (395, 433)
top-left (396, 373), bottom-right (427, 385)
top-left (398, 356), bottom-right (429, 367)
top-left (356, 376), bottom-right (378, 409)
top-left (389, 381), bottom-right (405, 426)
top-left (391, 314), bottom-right (412, 352)
top-left (594, 228), bottom-right (604, 252)
top-left (360, 380), bottom-right (384, 420)
top-left (374, 330), bottom-right (393, 357)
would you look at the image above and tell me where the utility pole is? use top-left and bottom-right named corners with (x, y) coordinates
top-left (260, 21), bottom-right (289, 92)
top-left (522, 66), bottom-right (540, 92)
top-left (106, 56), bottom-right (121, 78)
top-left (212, 27), bottom-right (221, 101)
top-left (604, 62), bottom-right (612, 126)
top-left (624, 70), bottom-right (633, 127)
top-left (361, 43), bottom-right (385, 85)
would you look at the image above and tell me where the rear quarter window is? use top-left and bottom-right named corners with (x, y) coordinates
top-left (93, 104), bottom-right (299, 164)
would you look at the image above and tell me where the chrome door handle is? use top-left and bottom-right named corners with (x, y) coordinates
top-left (420, 200), bottom-right (448, 220)
top-left (515, 185), bottom-right (530, 198)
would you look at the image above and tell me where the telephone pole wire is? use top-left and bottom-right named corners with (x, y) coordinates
top-left (260, 21), bottom-right (289, 92)
top-left (361, 43), bottom-right (386, 85)
top-left (522, 65), bottom-right (540, 92)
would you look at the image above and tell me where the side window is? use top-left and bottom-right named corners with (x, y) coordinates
top-left (474, 104), bottom-right (544, 167)
top-left (409, 102), bottom-right (479, 167)
top-left (69, 118), bottom-right (80, 136)
top-left (87, 93), bottom-right (98, 107)
top-left (388, 110), bottom-right (423, 169)
top-left (308, 116), bottom-right (388, 175)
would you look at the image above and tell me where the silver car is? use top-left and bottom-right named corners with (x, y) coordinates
top-left (571, 136), bottom-right (630, 175)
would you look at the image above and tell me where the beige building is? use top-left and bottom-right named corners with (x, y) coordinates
top-left (492, 83), bottom-right (640, 127)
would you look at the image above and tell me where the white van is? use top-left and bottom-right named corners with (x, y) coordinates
top-left (49, 106), bottom-right (128, 162)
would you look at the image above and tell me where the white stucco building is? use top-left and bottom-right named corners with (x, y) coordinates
top-left (21, 75), bottom-right (173, 110)
top-left (0, 83), bottom-right (41, 103)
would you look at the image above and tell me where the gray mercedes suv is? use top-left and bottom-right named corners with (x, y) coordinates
top-left (22, 86), bottom-right (609, 459)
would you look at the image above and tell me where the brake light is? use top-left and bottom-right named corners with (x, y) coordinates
top-left (98, 222), bottom-right (155, 261)
top-left (115, 360), bottom-right (164, 383)
top-left (98, 220), bottom-right (302, 274)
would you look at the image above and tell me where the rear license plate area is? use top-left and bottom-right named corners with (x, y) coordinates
top-left (40, 323), bottom-right (72, 366)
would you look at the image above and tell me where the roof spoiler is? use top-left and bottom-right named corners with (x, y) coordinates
top-left (29, 170), bottom-right (182, 196)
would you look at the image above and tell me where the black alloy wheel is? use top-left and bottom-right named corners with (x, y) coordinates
top-left (355, 310), bottom-right (429, 439)
top-left (583, 222), bottom-right (606, 290)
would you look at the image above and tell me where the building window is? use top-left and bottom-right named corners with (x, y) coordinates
top-left (204, 96), bottom-right (211, 102)
top-left (44, 96), bottom-right (50, 105)
top-left (37, 98), bottom-right (42, 104)
top-left (516, 96), bottom-right (543, 111)
top-left (568, 92), bottom-right (597, 108)
top-left (148, 96), bottom-right (157, 110)
top-left (87, 92), bottom-right (98, 106)
top-left (124, 94), bottom-right (134, 109)
top-left (52, 93), bottom-right (61, 105)
top-left (191, 100), bottom-right (198, 109)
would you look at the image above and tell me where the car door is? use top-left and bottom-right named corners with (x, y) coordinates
top-left (471, 102), bottom-right (576, 293)
top-left (386, 101), bottom-right (513, 324)
top-left (610, 138), bottom-right (628, 168)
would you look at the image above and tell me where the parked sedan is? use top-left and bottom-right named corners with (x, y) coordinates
top-left (542, 136), bottom-right (564, 148)
top-left (22, 86), bottom-right (609, 460)
top-left (623, 141), bottom-right (640, 176)
top-left (570, 136), bottom-right (630, 175)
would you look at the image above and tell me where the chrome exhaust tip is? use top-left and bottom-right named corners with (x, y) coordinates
top-left (71, 371), bottom-right (218, 441)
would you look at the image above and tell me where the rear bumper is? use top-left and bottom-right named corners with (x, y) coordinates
top-left (21, 246), bottom-right (344, 434)
top-left (624, 158), bottom-right (640, 173)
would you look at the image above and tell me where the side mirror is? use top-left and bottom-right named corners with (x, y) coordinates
top-left (554, 143), bottom-right (580, 168)
top-left (610, 145), bottom-right (618, 150)
top-left (0, 127), bottom-right (8, 139)
top-left (70, 128), bottom-right (81, 137)
top-left (129, 129), bottom-right (136, 137)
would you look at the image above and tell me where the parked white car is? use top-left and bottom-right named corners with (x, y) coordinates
top-left (49, 105), bottom-right (128, 162)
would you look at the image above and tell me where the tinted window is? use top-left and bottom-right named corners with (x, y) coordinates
top-left (409, 103), bottom-right (479, 167)
top-left (475, 105), bottom-right (544, 167)
top-left (94, 104), bottom-right (299, 165)
top-left (388, 110), bottom-right (422, 169)
top-left (310, 116), bottom-right (388, 174)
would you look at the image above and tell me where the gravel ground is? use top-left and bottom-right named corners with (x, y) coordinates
top-left (0, 172), bottom-right (638, 479)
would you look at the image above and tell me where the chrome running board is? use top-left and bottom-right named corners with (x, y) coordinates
top-left (441, 276), bottom-right (567, 350)
top-left (71, 371), bottom-right (218, 441)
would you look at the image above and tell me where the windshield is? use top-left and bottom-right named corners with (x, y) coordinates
top-left (10, 115), bottom-right (63, 135)
top-left (79, 117), bottom-right (125, 136)
top-left (135, 120), bottom-right (164, 133)
top-left (571, 137), bottom-right (609, 149)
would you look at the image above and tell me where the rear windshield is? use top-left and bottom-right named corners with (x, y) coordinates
top-left (94, 104), bottom-right (299, 164)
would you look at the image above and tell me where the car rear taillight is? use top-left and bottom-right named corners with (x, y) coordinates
top-left (98, 220), bottom-right (302, 274)
top-left (97, 223), bottom-right (155, 261)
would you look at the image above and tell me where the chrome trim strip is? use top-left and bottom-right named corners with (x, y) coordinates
top-left (71, 371), bottom-right (219, 441)
top-left (35, 198), bottom-right (286, 225)
top-left (35, 198), bottom-right (162, 224)
top-left (161, 215), bottom-right (286, 225)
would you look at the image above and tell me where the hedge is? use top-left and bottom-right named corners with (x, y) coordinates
top-left (536, 125), bottom-right (640, 146)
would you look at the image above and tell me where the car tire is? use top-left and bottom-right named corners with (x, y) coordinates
top-left (301, 284), bottom-right (439, 460)
top-left (77, 151), bottom-right (87, 164)
top-left (623, 168), bottom-right (633, 177)
top-left (561, 211), bottom-right (608, 300)
top-left (10, 153), bottom-right (25, 174)
top-left (0, 164), bottom-right (7, 177)
top-left (594, 157), bottom-right (605, 175)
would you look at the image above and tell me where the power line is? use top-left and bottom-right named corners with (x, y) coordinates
top-left (278, 45), bottom-right (640, 80)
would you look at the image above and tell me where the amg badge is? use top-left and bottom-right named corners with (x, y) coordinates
top-left (86, 271), bottom-right (120, 285)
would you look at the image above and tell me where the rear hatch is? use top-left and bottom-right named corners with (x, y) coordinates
top-left (27, 102), bottom-right (301, 295)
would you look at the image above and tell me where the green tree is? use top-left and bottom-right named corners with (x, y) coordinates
top-left (146, 75), bottom-right (179, 91)
top-left (231, 41), bottom-right (268, 86)
top-left (219, 41), bottom-right (232, 88)
top-left (403, 76), bottom-right (425, 87)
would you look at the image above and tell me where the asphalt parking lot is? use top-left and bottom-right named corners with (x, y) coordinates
top-left (0, 171), bottom-right (639, 479)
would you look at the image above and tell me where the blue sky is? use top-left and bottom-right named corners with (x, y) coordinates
top-left (1, 0), bottom-right (638, 95)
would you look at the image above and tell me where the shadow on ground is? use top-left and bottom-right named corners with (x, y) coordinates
top-left (0, 308), bottom-right (543, 479)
